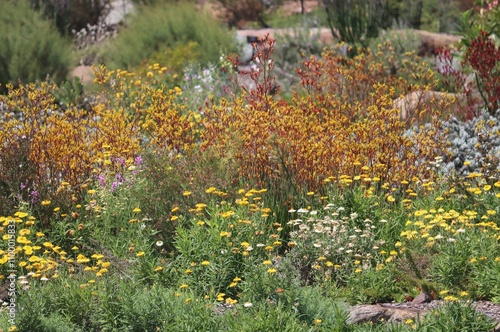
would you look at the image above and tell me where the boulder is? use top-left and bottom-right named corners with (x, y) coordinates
top-left (347, 304), bottom-right (427, 324)
top-left (69, 66), bottom-right (95, 85)
top-left (392, 90), bottom-right (462, 121)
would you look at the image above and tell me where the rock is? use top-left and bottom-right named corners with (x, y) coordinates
top-left (392, 90), bottom-right (462, 121)
top-left (347, 305), bottom-right (392, 324)
top-left (236, 27), bottom-right (334, 45)
top-left (69, 66), bottom-right (95, 85)
top-left (104, 0), bottom-right (135, 26)
top-left (347, 304), bottom-right (430, 325)
top-left (412, 292), bottom-right (433, 304)
top-left (414, 30), bottom-right (462, 56)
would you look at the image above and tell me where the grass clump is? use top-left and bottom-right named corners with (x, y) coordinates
top-left (104, 2), bottom-right (237, 70)
top-left (0, 0), bottom-right (71, 91)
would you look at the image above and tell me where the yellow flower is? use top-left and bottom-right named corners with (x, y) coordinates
top-left (201, 260), bottom-right (210, 266)
top-left (267, 268), bottom-right (277, 274)
top-left (136, 251), bottom-right (145, 257)
top-left (14, 212), bottom-right (28, 218)
top-left (171, 206), bottom-right (180, 213)
top-left (387, 195), bottom-right (395, 202)
top-left (154, 266), bottom-right (163, 272)
top-left (41, 200), bottom-right (51, 206)
top-left (263, 260), bottom-right (272, 265)
top-left (444, 295), bottom-right (458, 301)
top-left (306, 191), bottom-right (314, 196)
top-left (182, 191), bottom-right (192, 196)
top-left (225, 298), bottom-right (237, 305)
top-left (133, 208), bottom-right (141, 213)
top-left (220, 231), bottom-right (230, 237)
top-left (314, 319), bottom-right (322, 325)
top-left (179, 284), bottom-right (188, 289)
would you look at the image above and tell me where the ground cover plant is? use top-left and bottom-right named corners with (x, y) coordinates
top-left (1, 2), bottom-right (500, 331)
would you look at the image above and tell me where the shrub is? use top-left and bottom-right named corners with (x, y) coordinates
top-left (104, 2), bottom-right (237, 70)
top-left (419, 301), bottom-right (497, 331)
top-left (0, 0), bottom-right (72, 91)
top-left (442, 109), bottom-right (500, 176)
top-left (211, 0), bottom-right (283, 28)
top-left (203, 37), bottom-right (448, 199)
top-left (320, 0), bottom-right (393, 48)
top-left (31, 0), bottom-right (110, 36)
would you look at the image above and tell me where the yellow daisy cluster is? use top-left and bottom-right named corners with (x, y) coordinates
top-left (0, 213), bottom-right (110, 281)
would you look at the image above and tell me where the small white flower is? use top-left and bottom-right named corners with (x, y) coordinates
top-left (313, 243), bottom-right (322, 248)
top-left (40, 276), bottom-right (49, 282)
top-left (379, 219), bottom-right (388, 223)
top-left (244, 302), bottom-right (253, 308)
top-left (297, 208), bottom-right (309, 213)
top-left (288, 209), bottom-right (297, 213)
top-left (156, 241), bottom-right (164, 247)
top-left (310, 210), bottom-right (318, 215)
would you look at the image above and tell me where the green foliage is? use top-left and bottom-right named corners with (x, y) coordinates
top-left (419, 301), bottom-right (497, 331)
top-left (211, 0), bottom-right (284, 28)
top-left (321, 0), bottom-right (393, 48)
top-left (0, 0), bottom-right (72, 91)
top-left (104, 2), bottom-right (237, 70)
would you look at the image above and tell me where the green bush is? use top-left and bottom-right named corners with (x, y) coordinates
top-left (104, 2), bottom-right (237, 70)
top-left (0, 0), bottom-right (72, 90)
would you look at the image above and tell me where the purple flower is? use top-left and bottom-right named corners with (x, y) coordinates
top-left (20, 182), bottom-right (26, 190)
top-left (98, 174), bottom-right (106, 187)
top-left (134, 155), bottom-right (143, 166)
top-left (115, 157), bottom-right (126, 166)
top-left (110, 181), bottom-right (119, 193)
top-left (30, 190), bottom-right (38, 203)
top-left (115, 173), bottom-right (125, 183)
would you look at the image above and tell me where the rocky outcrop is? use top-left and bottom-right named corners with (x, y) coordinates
top-left (347, 304), bottom-right (424, 324)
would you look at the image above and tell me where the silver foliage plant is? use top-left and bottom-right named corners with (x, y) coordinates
top-left (441, 109), bottom-right (500, 176)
